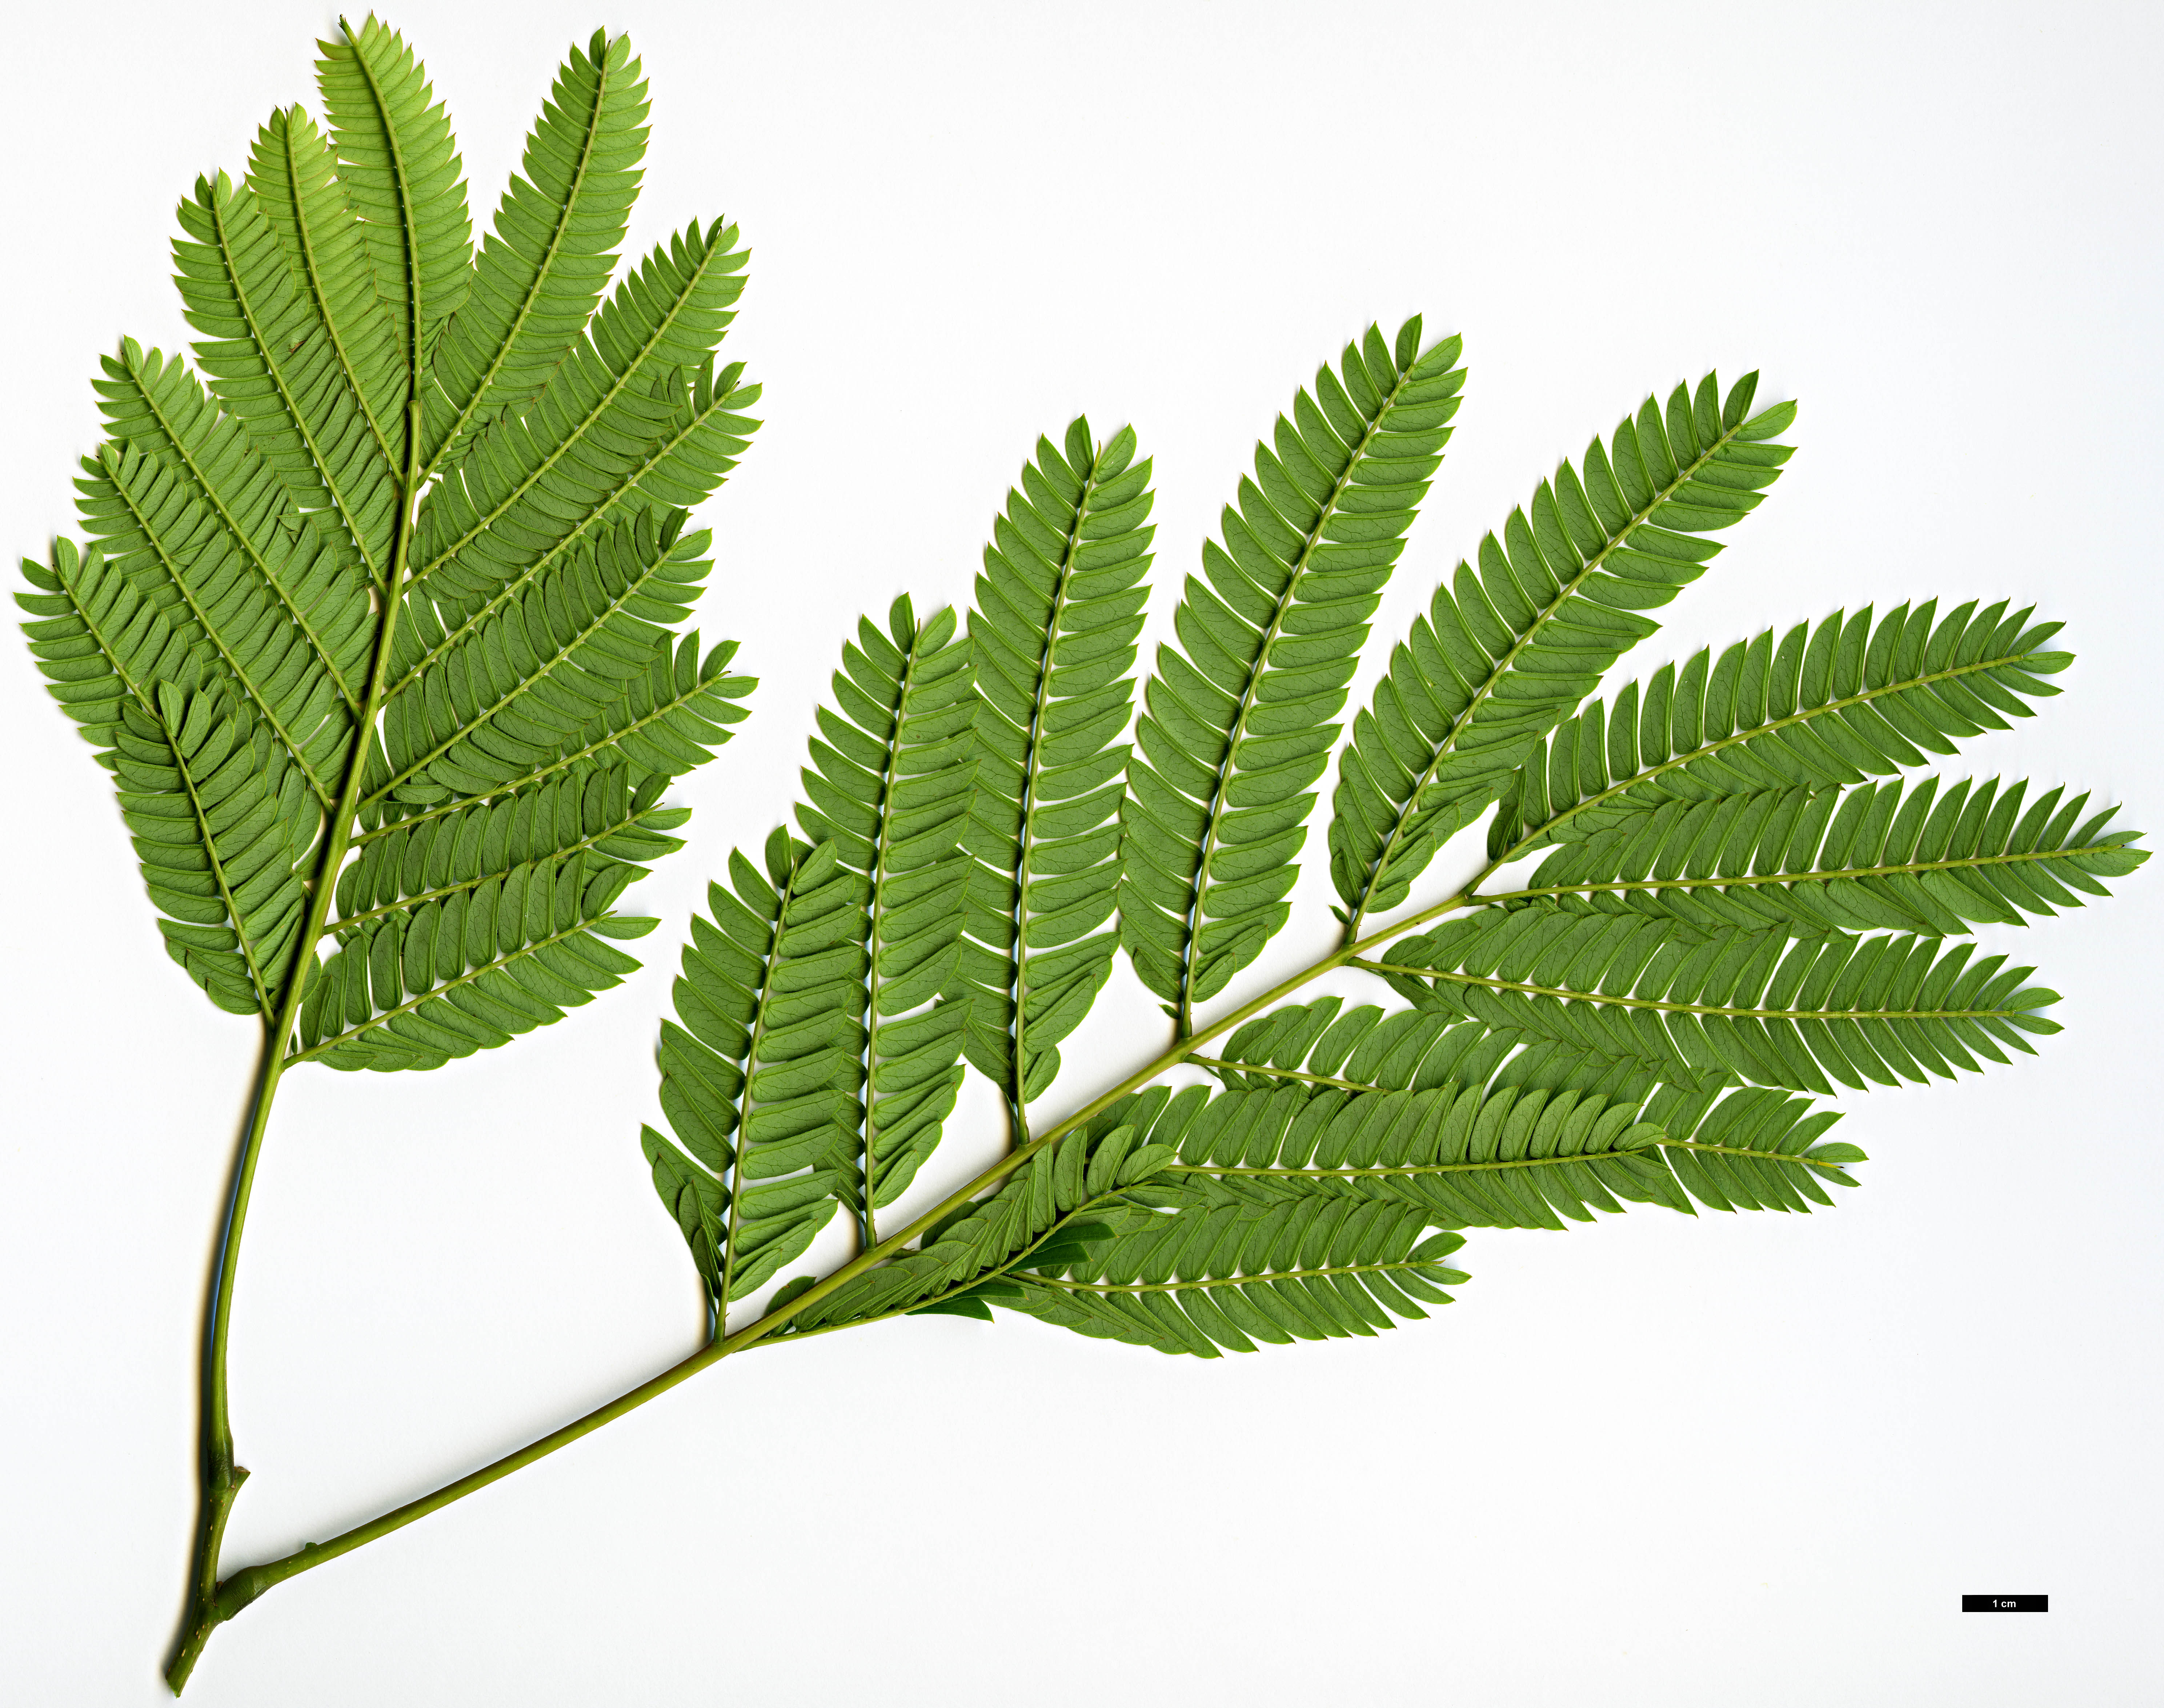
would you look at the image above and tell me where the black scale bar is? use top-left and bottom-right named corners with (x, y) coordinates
top-left (1961, 1594), bottom-right (2048, 1612)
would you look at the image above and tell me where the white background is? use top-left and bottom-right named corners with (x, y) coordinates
top-left (3, 3), bottom-right (2160, 1703)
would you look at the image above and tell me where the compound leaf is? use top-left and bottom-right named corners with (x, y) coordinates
top-left (1487, 599), bottom-right (2076, 865)
top-left (949, 420), bottom-right (1151, 1109)
top-left (1368, 906), bottom-right (2062, 1097)
top-left (425, 30), bottom-right (652, 473)
top-left (1125, 318), bottom-right (1465, 1020)
top-left (796, 598), bottom-right (978, 1226)
top-left (1333, 372), bottom-right (1795, 930)
top-left (1498, 773), bottom-right (2146, 935)
top-left (117, 686), bottom-right (315, 1018)
top-left (369, 510), bottom-right (718, 806)
top-left (316, 14), bottom-right (474, 438)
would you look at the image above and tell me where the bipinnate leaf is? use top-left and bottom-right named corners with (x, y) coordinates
top-left (21, 22), bottom-right (756, 1056)
top-left (14, 27), bottom-right (2153, 1663)
top-left (949, 420), bottom-right (1153, 1107)
top-left (1123, 318), bottom-right (1465, 1020)
top-left (1332, 371), bottom-right (1796, 930)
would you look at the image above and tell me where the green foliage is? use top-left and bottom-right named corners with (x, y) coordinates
top-left (947, 421), bottom-right (1154, 1106)
top-left (20, 538), bottom-right (213, 769)
top-left (317, 17), bottom-right (473, 427)
top-left (1202, 991), bottom-right (1640, 1102)
top-left (801, 600), bottom-right (978, 1220)
top-left (425, 32), bottom-right (650, 469)
top-left (173, 165), bottom-right (398, 583)
top-left (17, 19), bottom-right (758, 1054)
top-left (14, 28), bottom-right (2148, 1665)
top-left (773, 1117), bottom-right (1180, 1333)
top-left (632, 318), bottom-right (2136, 1377)
top-left (405, 225), bottom-right (752, 622)
top-left (1333, 373), bottom-right (1795, 930)
top-left (79, 353), bottom-right (367, 804)
top-left (297, 763), bottom-right (671, 1069)
top-left (643, 833), bottom-right (859, 1306)
top-left (243, 103), bottom-right (406, 538)
top-left (333, 761), bottom-right (688, 929)
top-left (1123, 321), bottom-right (1465, 1020)
top-left (295, 853), bottom-right (654, 1071)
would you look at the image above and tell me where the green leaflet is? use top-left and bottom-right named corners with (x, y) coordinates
top-left (644, 834), bottom-right (864, 1310)
top-left (1200, 992), bottom-right (1665, 1107)
top-left (368, 511), bottom-right (718, 804)
top-left (173, 167), bottom-right (400, 582)
top-left (949, 420), bottom-right (1153, 1108)
top-left (1368, 906), bottom-right (2062, 1097)
top-left (358, 631), bottom-right (752, 837)
top-left (17, 539), bottom-right (205, 769)
top-left (294, 837), bottom-right (658, 1071)
top-left (1197, 1085), bottom-right (1844, 1224)
top-left (83, 341), bottom-right (374, 788)
top-left (333, 760), bottom-right (687, 932)
top-left (316, 16), bottom-right (474, 439)
top-left (1124, 318), bottom-right (1465, 1022)
top-left (776, 1116), bottom-right (1184, 1333)
top-left (1331, 371), bottom-right (1796, 932)
top-left (1487, 599), bottom-right (2075, 864)
top-left (90, 333), bottom-right (377, 704)
top-left (1498, 774), bottom-right (2147, 934)
top-left (643, 599), bottom-right (978, 1293)
top-left (796, 598), bottom-right (977, 1228)
top-left (405, 224), bottom-right (756, 623)
top-left (424, 30), bottom-right (651, 473)
top-left (1005, 1184), bottom-right (1468, 1359)
top-left (1640, 1082), bottom-right (1866, 1213)
top-left (115, 687), bottom-right (315, 1018)
top-left (1181, 1013), bottom-right (1855, 1226)
top-left (244, 103), bottom-right (407, 514)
